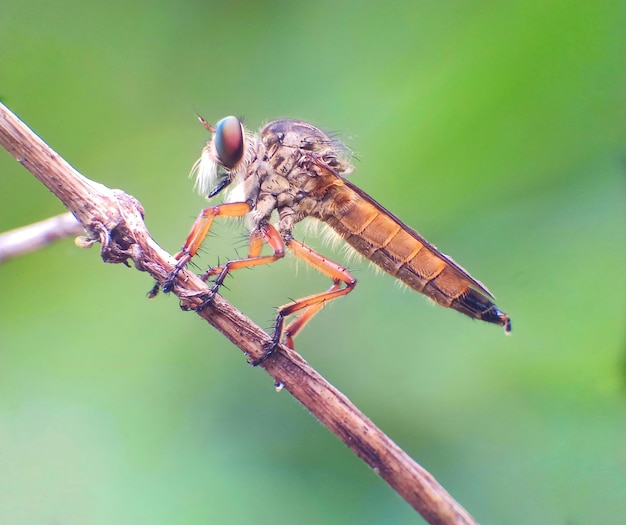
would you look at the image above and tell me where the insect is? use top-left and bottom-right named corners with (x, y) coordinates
top-left (155, 116), bottom-right (511, 360)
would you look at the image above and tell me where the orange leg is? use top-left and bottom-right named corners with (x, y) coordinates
top-left (280, 281), bottom-right (343, 349)
top-left (195, 223), bottom-right (285, 304)
top-left (156, 202), bottom-right (251, 295)
top-left (262, 237), bottom-right (356, 358)
top-left (152, 203), bottom-right (355, 364)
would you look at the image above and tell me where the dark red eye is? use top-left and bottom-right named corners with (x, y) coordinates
top-left (214, 116), bottom-right (244, 169)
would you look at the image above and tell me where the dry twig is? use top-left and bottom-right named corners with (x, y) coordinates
top-left (0, 212), bottom-right (84, 263)
top-left (0, 101), bottom-right (478, 525)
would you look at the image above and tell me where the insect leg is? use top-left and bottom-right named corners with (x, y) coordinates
top-left (155, 202), bottom-right (251, 295)
top-left (265, 238), bottom-right (356, 356)
top-left (280, 281), bottom-right (343, 350)
top-left (197, 223), bottom-right (285, 303)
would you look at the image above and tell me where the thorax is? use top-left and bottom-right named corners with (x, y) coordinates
top-left (234, 119), bottom-right (353, 236)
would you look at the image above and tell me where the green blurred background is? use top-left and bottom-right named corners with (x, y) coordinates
top-left (1, 1), bottom-right (624, 523)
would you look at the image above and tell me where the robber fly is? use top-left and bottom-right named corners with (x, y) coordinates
top-left (153, 116), bottom-right (510, 358)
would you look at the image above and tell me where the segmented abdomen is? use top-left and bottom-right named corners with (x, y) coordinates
top-left (321, 183), bottom-right (511, 331)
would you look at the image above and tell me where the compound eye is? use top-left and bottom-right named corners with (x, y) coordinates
top-left (214, 116), bottom-right (244, 169)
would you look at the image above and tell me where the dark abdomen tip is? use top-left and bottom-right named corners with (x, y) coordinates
top-left (452, 289), bottom-right (511, 333)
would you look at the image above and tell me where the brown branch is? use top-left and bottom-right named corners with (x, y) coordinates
top-left (0, 101), bottom-right (478, 525)
top-left (0, 212), bottom-right (84, 263)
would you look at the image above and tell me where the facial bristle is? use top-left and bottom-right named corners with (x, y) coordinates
top-left (190, 146), bottom-right (218, 197)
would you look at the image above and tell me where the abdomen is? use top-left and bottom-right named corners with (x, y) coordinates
top-left (320, 183), bottom-right (511, 332)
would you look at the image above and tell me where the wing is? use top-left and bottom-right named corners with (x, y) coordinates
top-left (324, 173), bottom-right (494, 298)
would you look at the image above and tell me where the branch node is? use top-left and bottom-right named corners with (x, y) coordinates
top-left (74, 234), bottom-right (98, 249)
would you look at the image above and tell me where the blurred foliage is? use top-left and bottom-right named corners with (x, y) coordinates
top-left (0, 1), bottom-right (624, 523)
